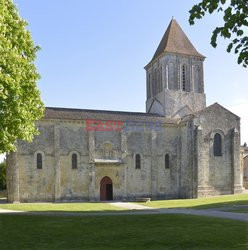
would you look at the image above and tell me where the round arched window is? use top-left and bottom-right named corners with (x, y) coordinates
top-left (72, 153), bottom-right (78, 169)
top-left (214, 133), bottom-right (222, 156)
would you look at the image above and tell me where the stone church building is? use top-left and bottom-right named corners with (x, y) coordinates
top-left (7, 19), bottom-right (244, 203)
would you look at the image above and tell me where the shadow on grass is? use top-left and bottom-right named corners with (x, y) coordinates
top-left (185, 199), bottom-right (248, 210)
top-left (0, 213), bottom-right (247, 249)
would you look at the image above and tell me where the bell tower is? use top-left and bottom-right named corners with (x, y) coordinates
top-left (145, 18), bottom-right (206, 118)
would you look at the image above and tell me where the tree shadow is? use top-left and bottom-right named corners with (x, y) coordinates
top-left (182, 199), bottom-right (248, 210)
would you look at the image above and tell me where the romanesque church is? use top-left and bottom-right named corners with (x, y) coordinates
top-left (7, 19), bottom-right (244, 202)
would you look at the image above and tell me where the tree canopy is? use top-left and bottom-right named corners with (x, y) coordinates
top-left (189, 0), bottom-right (248, 67)
top-left (0, 0), bottom-right (44, 153)
top-left (0, 160), bottom-right (6, 190)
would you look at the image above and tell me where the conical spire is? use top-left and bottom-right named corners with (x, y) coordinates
top-left (146, 19), bottom-right (205, 66)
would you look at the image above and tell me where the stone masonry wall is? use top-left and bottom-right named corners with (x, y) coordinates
top-left (194, 104), bottom-right (243, 197)
top-left (146, 53), bottom-right (206, 117)
top-left (7, 119), bottom-right (185, 202)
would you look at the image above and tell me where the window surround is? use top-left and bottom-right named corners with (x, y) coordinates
top-left (165, 154), bottom-right (170, 169)
top-left (209, 129), bottom-right (225, 157)
top-left (165, 65), bottom-right (169, 90)
top-left (181, 64), bottom-right (186, 91)
top-left (213, 133), bottom-right (222, 157)
top-left (69, 151), bottom-right (80, 170)
top-left (34, 151), bottom-right (45, 170)
top-left (134, 153), bottom-right (142, 170)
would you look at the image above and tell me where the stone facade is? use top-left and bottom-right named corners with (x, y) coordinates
top-left (6, 19), bottom-right (244, 203)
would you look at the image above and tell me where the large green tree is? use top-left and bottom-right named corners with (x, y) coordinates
top-left (189, 0), bottom-right (248, 67)
top-left (0, 160), bottom-right (6, 190)
top-left (0, 0), bottom-right (44, 153)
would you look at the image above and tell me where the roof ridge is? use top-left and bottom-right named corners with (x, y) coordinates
top-left (195, 102), bottom-right (240, 119)
top-left (44, 107), bottom-right (181, 124)
top-left (45, 107), bottom-right (164, 117)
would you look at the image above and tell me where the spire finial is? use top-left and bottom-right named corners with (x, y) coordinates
top-left (172, 16), bottom-right (174, 20)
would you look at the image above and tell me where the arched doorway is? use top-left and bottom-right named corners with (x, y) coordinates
top-left (100, 176), bottom-right (113, 201)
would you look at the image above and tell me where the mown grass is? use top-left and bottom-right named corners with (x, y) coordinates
top-left (138, 194), bottom-right (248, 210)
top-left (0, 214), bottom-right (247, 249)
top-left (1, 194), bottom-right (247, 213)
top-left (0, 202), bottom-right (125, 213)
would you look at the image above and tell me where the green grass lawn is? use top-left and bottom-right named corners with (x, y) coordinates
top-left (138, 194), bottom-right (248, 210)
top-left (0, 202), bottom-right (125, 213)
top-left (0, 214), bottom-right (247, 249)
top-left (0, 194), bottom-right (247, 213)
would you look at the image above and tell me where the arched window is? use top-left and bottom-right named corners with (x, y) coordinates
top-left (135, 154), bottom-right (141, 169)
top-left (182, 65), bottom-right (186, 91)
top-left (165, 154), bottom-right (170, 169)
top-left (214, 133), bottom-right (222, 156)
top-left (37, 153), bottom-right (42, 169)
top-left (72, 153), bottom-right (78, 169)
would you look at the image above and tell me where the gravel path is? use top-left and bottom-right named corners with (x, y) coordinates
top-left (0, 208), bottom-right (25, 213)
top-left (109, 202), bottom-right (154, 210)
top-left (157, 208), bottom-right (248, 222)
top-left (0, 203), bottom-right (247, 222)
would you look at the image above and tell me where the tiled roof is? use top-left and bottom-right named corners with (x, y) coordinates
top-left (44, 107), bottom-right (180, 124)
top-left (146, 19), bottom-right (205, 67)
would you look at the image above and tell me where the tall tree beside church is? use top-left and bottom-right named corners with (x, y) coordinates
top-left (189, 0), bottom-right (248, 67)
top-left (0, 0), bottom-right (44, 153)
top-left (0, 160), bottom-right (6, 190)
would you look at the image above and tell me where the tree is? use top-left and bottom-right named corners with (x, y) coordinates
top-left (0, 160), bottom-right (6, 190)
top-left (0, 0), bottom-right (44, 153)
top-left (189, 0), bottom-right (248, 67)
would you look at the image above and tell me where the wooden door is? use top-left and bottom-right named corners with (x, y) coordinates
top-left (100, 176), bottom-right (113, 201)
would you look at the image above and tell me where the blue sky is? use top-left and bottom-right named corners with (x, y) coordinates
top-left (12, 0), bottom-right (248, 144)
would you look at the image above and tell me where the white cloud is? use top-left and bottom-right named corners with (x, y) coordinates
top-left (228, 99), bottom-right (248, 145)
